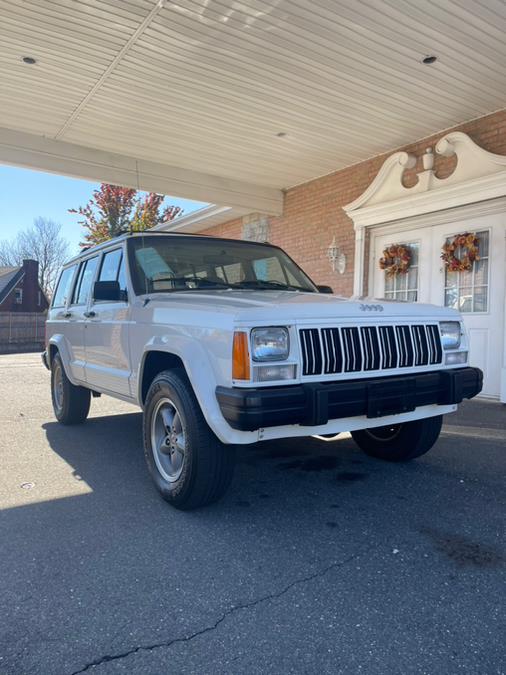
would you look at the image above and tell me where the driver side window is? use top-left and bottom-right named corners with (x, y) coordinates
top-left (97, 248), bottom-right (128, 301)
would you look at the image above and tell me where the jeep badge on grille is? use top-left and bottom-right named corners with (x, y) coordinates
top-left (359, 303), bottom-right (384, 312)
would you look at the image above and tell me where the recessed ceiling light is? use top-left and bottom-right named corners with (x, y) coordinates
top-left (422, 55), bottom-right (437, 64)
top-left (22, 56), bottom-right (36, 64)
top-left (276, 132), bottom-right (287, 138)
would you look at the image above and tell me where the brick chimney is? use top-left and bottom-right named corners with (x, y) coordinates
top-left (21, 259), bottom-right (40, 309)
top-left (22, 259), bottom-right (39, 285)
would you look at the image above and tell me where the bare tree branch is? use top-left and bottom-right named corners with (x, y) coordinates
top-left (0, 218), bottom-right (70, 297)
top-left (0, 239), bottom-right (21, 267)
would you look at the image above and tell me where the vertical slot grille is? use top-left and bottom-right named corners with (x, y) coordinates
top-left (378, 326), bottom-right (398, 369)
top-left (321, 328), bottom-right (343, 374)
top-left (426, 324), bottom-right (443, 364)
top-left (341, 327), bottom-right (362, 372)
top-left (360, 326), bottom-right (381, 371)
top-left (299, 328), bottom-right (322, 375)
top-left (412, 324), bottom-right (429, 366)
top-left (299, 323), bottom-right (442, 377)
top-left (396, 325), bottom-right (414, 367)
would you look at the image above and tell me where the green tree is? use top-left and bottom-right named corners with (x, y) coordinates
top-left (69, 184), bottom-right (183, 246)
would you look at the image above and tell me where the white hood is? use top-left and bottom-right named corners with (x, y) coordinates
top-left (145, 290), bottom-right (459, 323)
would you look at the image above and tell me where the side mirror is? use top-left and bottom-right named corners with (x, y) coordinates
top-left (93, 280), bottom-right (121, 302)
top-left (317, 285), bottom-right (333, 294)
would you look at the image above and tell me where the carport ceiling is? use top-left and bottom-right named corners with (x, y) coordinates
top-left (1, 0), bottom-right (506, 204)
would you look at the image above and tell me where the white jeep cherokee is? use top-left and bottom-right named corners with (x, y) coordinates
top-left (43, 232), bottom-right (482, 509)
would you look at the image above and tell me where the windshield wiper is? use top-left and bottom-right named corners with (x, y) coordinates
top-left (149, 276), bottom-right (234, 291)
top-left (148, 277), bottom-right (314, 293)
top-left (232, 280), bottom-right (314, 292)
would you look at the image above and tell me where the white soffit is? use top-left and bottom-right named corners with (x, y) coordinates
top-left (0, 0), bottom-right (505, 196)
top-left (153, 204), bottom-right (249, 232)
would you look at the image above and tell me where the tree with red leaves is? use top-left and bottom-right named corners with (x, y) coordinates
top-left (70, 184), bottom-right (183, 247)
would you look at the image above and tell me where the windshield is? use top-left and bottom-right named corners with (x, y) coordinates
top-left (127, 236), bottom-right (318, 295)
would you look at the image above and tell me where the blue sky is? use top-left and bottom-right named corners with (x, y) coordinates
top-left (0, 165), bottom-right (208, 256)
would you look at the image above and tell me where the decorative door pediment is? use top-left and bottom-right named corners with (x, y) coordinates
top-left (344, 132), bottom-right (506, 229)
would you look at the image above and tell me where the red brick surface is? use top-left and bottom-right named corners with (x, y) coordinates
top-left (0, 260), bottom-right (49, 313)
top-left (201, 110), bottom-right (506, 296)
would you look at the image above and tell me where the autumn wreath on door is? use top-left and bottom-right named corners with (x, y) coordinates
top-left (441, 232), bottom-right (480, 272)
top-left (379, 244), bottom-right (412, 277)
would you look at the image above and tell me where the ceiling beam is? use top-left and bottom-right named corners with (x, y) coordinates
top-left (0, 126), bottom-right (283, 214)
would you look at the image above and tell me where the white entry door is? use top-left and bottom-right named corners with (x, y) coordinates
top-left (372, 212), bottom-right (506, 400)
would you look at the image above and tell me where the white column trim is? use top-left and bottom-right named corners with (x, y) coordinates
top-left (352, 226), bottom-right (366, 297)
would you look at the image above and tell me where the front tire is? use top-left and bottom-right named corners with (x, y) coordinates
top-left (51, 352), bottom-right (91, 425)
top-left (143, 369), bottom-right (235, 510)
top-left (351, 415), bottom-right (443, 462)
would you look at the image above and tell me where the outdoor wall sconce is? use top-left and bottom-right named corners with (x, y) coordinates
top-left (327, 236), bottom-right (346, 274)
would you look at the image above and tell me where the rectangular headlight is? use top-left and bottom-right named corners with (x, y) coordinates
top-left (251, 327), bottom-right (289, 361)
top-left (439, 321), bottom-right (461, 350)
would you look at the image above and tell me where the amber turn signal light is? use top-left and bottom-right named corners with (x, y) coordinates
top-left (232, 331), bottom-right (250, 380)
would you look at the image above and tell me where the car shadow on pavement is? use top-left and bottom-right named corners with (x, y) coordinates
top-left (37, 409), bottom-right (505, 567)
top-left (38, 411), bottom-right (419, 516)
top-left (0, 408), bottom-right (504, 674)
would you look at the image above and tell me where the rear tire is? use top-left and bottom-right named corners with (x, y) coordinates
top-left (143, 369), bottom-right (235, 510)
top-left (51, 352), bottom-right (91, 425)
top-left (351, 415), bottom-right (443, 462)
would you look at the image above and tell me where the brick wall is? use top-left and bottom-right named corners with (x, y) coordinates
top-left (0, 260), bottom-right (49, 313)
top-left (201, 109), bottom-right (506, 296)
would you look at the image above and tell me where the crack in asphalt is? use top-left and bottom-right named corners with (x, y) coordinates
top-left (70, 545), bottom-right (370, 674)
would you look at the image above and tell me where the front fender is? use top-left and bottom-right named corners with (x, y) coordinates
top-left (137, 335), bottom-right (242, 443)
top-left (47, 334), bottom-right (80, 385)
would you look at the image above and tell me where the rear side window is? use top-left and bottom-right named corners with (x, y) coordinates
top-left (72, 257), bottom-right (99, 305)
top-left (52, 266), bottom-right (76, 308)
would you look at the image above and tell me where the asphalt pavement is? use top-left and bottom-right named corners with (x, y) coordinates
top-left (0, 352), bottom-right (504, 675)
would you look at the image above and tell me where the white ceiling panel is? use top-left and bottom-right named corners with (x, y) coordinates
top-left (0, 0), bottom-right (505, 196)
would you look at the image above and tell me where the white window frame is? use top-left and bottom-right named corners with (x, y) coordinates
top-left (382, 240), bottom-right (420, 302)
top-left (443, 228), bottom-right (490, 314)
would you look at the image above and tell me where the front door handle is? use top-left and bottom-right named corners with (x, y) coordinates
top-left (83, 310), bottom-right (96, 318)
top-left (63, 311), bottom-right (72, 318)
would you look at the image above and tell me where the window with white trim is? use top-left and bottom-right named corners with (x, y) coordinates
top-left (444, 230), bottom-right (489, 313)
top-left (383, 243), bottom-right (419, 301)
top-left (52, 265), bottom-right (76, 308)
top-left (15, 288), bottom-right (23, 304)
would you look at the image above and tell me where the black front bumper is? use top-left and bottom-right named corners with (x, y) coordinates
top-left (216, 367), bottom-right (483, 432)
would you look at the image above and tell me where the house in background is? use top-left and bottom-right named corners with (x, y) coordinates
top-left (0, 259), bottom-right (48, 313)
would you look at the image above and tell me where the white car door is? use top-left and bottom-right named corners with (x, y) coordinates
top-left (48, 263), bottom-right (79, 370)
top-left (65, 255), bottom-right (99, 383)
top-left (84, 246), bottom-right (132, 397)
